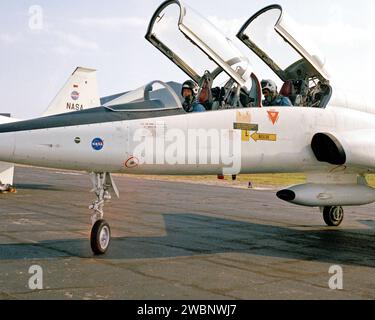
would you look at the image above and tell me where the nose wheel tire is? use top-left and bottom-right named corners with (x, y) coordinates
top-left (323, 206), bottom-right (344, 227)
top-left (91, 220), bottom-right (111, 255)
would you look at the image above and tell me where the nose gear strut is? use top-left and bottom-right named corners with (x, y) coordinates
top-left (88, 172), bottom-right (119, 255)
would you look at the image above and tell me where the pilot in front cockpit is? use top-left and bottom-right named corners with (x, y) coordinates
top-left (181, 80), bottom-right (206, 113)
top-left (261, 79), bottom-right (292, 107)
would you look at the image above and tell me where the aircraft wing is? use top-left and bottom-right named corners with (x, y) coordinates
top-left (0, 116), bottom-right (16, 185)
top-left (0, 161), bottom-right (14, 186)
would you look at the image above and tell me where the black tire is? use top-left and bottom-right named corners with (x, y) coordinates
top-left (90, 220), bottom-right (111, 255)
top-left (323, 206), bottom-right (344, 227)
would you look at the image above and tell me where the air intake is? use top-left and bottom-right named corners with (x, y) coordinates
top-left (311, 133), bottom-right (346, 165)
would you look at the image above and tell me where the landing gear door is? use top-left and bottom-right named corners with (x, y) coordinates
top-left (236, 5), bottom-right (330, 84)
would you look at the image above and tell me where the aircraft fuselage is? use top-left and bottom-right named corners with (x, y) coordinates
top-left (0, 106), bottom-right (373, 176)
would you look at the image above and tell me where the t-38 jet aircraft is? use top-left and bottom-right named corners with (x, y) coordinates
top-left (1, 1), bottom-right (375, 255)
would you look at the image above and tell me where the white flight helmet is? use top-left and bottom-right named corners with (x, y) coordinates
top-left (181, 80), bottom-right (199, 96)
top-left (261, 79), bottom-right (277, 93)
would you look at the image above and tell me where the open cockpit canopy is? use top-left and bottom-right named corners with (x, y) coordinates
top-left (237, 4), bottom-right (330, 83)
top-left (145, 0), bottom-right (252, 87)
top-left (237, 4), bottom-right (332, 108)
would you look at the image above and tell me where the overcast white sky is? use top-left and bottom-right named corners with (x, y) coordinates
top-left (1, 0), bottom-right (375, 118)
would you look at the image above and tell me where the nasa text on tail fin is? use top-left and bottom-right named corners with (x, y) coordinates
top-left (43, 67), bottom-right (100, 117)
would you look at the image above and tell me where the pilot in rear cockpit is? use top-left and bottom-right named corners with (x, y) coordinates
top-left (181, 80), bottom-right (206, 113)
top-left (261, 79), bottom-right (292, 107)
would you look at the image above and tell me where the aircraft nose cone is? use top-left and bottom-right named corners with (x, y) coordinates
top-left (276, 189), bottom-right (296, 202)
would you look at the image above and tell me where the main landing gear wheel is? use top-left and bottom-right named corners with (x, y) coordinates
top-left (91, 219), bottom-right (111, 255)
top-left (323, 206), bottom-right (344, 227)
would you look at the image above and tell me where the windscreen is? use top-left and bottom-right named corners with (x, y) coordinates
top-left (104, 81), bottom-right (182, 109)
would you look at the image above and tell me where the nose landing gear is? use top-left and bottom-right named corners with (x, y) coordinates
top-left (91, 219), bottom-right (111, 255)
top-left (89, 172), bottom-right (119, 255)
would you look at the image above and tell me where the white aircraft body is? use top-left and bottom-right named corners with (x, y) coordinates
top-left (0, 67), bottom-right (101, 186)
top-left (1, 1), bottom-right (374, 254)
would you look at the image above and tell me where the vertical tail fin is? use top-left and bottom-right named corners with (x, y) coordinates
top-left (43, 67), bottom-right (100, 117)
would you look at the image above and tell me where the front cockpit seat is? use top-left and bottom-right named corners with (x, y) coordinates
top-left (280, 80), bottom-right (298, 106)
top-left (198, 79), bottom-right (213, 110)
top-left (280, 80), bottom-right (292, 96)
top-left (199, 86), bottom-right (210, 104)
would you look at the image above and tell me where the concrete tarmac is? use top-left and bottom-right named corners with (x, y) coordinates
top-left (0, 166), bottom-right (374, 299)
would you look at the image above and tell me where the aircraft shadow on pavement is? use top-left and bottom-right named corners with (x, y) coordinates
top-left (0, 214), bottom-right (374, 267)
